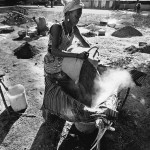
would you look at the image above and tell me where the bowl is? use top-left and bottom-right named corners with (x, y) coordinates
top-left (18, 30), bottom-right (26, 39)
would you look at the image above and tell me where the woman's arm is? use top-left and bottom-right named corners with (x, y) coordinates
top-left (74, 25), bottom-right (90, 48)
top-left (50, 24), bottom-right (85, 59)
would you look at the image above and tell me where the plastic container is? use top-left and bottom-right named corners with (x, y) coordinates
top-left (98, 29), bottom-right (105, 36)
top-left (18, 30), bottom-right (26, 39)
top-left (7, 84), bottom-right (28, 112)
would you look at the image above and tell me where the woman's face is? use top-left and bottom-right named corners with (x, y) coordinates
top-left (68, 8), bottom-right (82, 26)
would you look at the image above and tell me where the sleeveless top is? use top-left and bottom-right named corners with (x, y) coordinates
top-left (44, 22), bottom-right (74, 74)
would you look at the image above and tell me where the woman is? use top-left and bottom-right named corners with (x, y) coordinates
top-left (41, 0), bottom-right (117, 149)
top-left (41, 0), bottom-right (96, 148)
top-left (42, 0), bottom-right (93, 123)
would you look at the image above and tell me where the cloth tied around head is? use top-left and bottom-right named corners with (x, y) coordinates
top-left (61, 0), bottom-right (84, 14)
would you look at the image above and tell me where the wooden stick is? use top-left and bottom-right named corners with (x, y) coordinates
top-left (0, 85), bottom-right (10, 115)
top-left (0, 80), bottom-right (8, 91)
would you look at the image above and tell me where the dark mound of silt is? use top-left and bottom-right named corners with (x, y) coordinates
top-left (111, 26), bottom-right (142, 38)
top-left (14, 42), bottom-right (40, 59)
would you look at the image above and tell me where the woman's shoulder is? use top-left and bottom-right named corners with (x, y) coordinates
top-left (49, 22), bottom-right (62, 35)
top-left (51, 22), bottom-right (62, 28)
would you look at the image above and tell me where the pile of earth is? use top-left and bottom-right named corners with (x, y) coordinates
top-left (125, 44), bottom-right (150, 54)
top-left (14, 42), bottom-right (40, 59)
top-left (85, 24), bottom-right (101, 32)
top-left (82, 31), bottom-right (97, 37)
top-left (0, 25), bottom-right (14, 33)
top-left (139, 44), bottom-right (150, 54)
top-left (111, 26), bottom-right (142, 38)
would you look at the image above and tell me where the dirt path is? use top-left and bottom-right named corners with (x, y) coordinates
top-left (0, 6), bottom-right (150, 150)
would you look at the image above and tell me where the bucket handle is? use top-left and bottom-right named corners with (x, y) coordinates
top-left (87, 46), bottom-right (100, 59)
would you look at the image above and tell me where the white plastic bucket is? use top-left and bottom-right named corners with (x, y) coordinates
top-left (7, 84), bottom-right (28, 112)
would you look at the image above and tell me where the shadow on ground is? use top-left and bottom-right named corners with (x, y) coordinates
top-left (0, 107), bottom-right (21, 144)
top-left (30, 116), bottom-right (65, 150)
top-left (30, 122), bottom-right (56, 150)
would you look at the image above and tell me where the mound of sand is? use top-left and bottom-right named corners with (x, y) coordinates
top-left (139, 44), bottom-right (150, 54)
top-left (14, 42), bottom-right (40, 59)
top-left (0, 25), bottom-right (14, 33)
top-left (82, 31), bottom-right (97, 37)
top-left (111, 26), bottom-right (142, 38)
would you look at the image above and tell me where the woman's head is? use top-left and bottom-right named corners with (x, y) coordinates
top-left (65, 8), bottom-right (82, 26)
top-left (62, 0), bottom-right (84, 26)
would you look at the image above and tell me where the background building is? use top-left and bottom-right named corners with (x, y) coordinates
top-left (0, 0), bottom-right (150, 11)
top-left (0, 0), bottom-right (5, 6)
top-left (82, 0), bottom-right (150, 10)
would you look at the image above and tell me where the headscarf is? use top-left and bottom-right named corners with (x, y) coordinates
top-left (61, 0), bottom-right (84, 14)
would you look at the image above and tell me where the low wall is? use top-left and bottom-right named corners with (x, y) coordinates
top-left (120, 4), bottom-right (150, 11)
top-left (83, 0), bottom-right (150, 11)
top-left (83, 0), bottom-right (114, 9)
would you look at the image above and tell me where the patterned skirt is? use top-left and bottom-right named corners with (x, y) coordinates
top-left (41, 73), bottom-right (94, 123)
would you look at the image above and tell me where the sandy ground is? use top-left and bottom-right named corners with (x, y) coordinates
top-left (0, 6), bottom-right (150, 150)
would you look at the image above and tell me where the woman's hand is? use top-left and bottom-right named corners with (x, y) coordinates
top-left (77, 52), bottom-right (89, 59)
